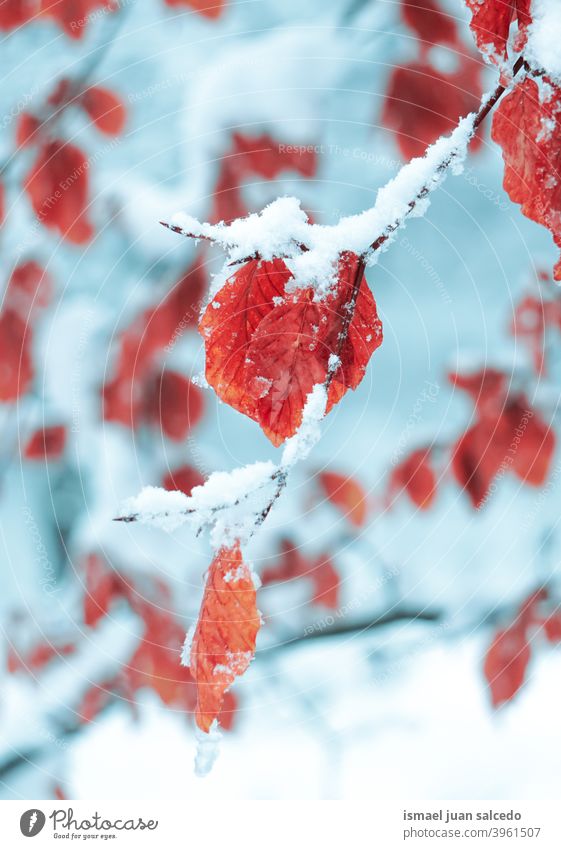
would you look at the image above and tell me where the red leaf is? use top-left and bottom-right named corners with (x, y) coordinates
top-left (246, 253), bottom-right (382, 445)
top-left (40, 0), bottom-right (115, 39)
top-left (389, 448), bottom-right (437, 509)
top-left (0, 0), bottom-right (37, 30)
top-left (465, 0), bottom-right (531, 63)
top-left (318, 470), bottom-right (368, 526)
top-left (0, 309), bottom-right (34, 401)
top-left (483, 624), bottom-right (531, 707)
top-left (16, 113), bottom-right (42, 149)
top-left (144, 370), bottom-right (205, 441)
top-left (401, 0), bottom-right (458, 52)
top-left (451, 419), bottom-right (505, 509)
top-left (261, 539), bottom-right (340, 610)
top-left (510, 404), bottom-right (555, 487)
top-left (543, 612), bottom-right (561, 643)
top-left (202, 253), bottom-right (381, 446)
top-left (492, 76), bottom-right (561, 281)
top-left (211, 133), bottom-right (316, 224)
top-left (189, 543), bottom-right (260, 732)
top-left (24, 425), bottom-right (66, 460)
top-left (81, 86), bottom-right (126, 135)
top-left (25, 139), bottom-right (94, 243)
top-left (164, 0), bottom-right (225, 19)
top-left (448, 367), bottom-right (508, 411)
top-left (163, 464), bottom-right (205, 494)
top-left (6, 260), bottom-right (52, 314)
top-left (199, 257), bottom-right (293, 421)
top-left (511, 295), bottom-right (547, 375)
top-left (382, 58), bottom-right (483, 160)
top-left (452, 395), bottom-right (555, 507)
top-left (83, 554), bottom-right (122, 628)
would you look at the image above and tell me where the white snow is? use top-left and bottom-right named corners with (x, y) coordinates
top-left (119, 461), bottom-right (278, 546)
top-left (527, 0), bottom-right (561, 82)
top-left (171, 115), bottom-right (476, 298)
top-left (281, 383), bottom-right (328, 468)
top-left (194, 720), bottom-right (222, 778)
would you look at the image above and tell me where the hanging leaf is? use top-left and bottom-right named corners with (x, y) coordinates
top-left (465, 0), bottom-right (531, 63)
top-left (189, 543), bottom-right (260, 732)
top-left (492, 76), bottom-right (561, 281)
top-left (202, 252), bottom-right (382, 446)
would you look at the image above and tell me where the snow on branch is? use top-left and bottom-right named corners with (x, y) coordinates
top-left (168, 115), bottom-right (476, 296)
top-left (115, 384), bottom-right (329, 545)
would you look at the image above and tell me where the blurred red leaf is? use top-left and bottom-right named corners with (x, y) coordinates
top-left (211, 132), bottom-right (316, 224)
top-left (83, 554), bottom-right (123, 628)
top-left (189, 543), bottom-right (260, 732)
top-left (144, 370), bottom-right (205, 441)
top-left (40, 0), bottom-right (115, 39)
top-left (25, 139), bottom-right (94, 243)
top-left (164, 0), bottom-right (225, 19)
top-left (382, 59), bottom-right (483, 160)
top-left (6, 260), bottom-right (52, 314)
top-left (262, 539), bottom-right (340, 611)
top-left (81, 85), bottom-right (126, 135)
top-left (484, 624), bottom-right (531, 707)
top-left (318, 470), bottom-right (368, 526)
top-left (492, 76), bottom-right (561, 281)
top-left (163, 464), bottom-right (205, 494)
top-left (16, 112), bottom-right (42, 148)
top-left (0, 0), bottom-right (38, 30)
top-left (24, 425), bottom-right (66, 460)
top-left (0, 309), bottom-right (34, 401)
top-left (401, 0), bottom-right (458, 52)
top-left (389, 448), bottom-right (437, 509)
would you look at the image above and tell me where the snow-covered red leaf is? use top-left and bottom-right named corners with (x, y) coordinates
top-left (201, 252), bottom-right (382, 446)
top-left (189, 543), bottom-right (260, 732)
top-left (318, 470), bottom-right (368, 526)
top-left (25, 139), bottom-right (93, 243)
top-left (382, 58), bottom-right (482, 160)
top-left (389, 448), bottom-right (437, 509)
top-left (199, 257), bottom-right (293, 421)
top-left (483, 624), bottom-right (531, 707)
top-left (81, 86), bottom-right (126, 135)
top-left (465, 0), bottom-right (531, 63)
top-left (24, 425), bottom-right (66, 460)
top-left (492, 76), bottom-right (561, 281)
